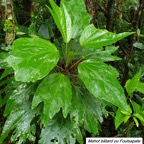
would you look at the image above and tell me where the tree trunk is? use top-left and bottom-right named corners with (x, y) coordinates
top-left (2, 0), bottom-right (16, 45)
top-left (84, 0), bottom-right (99, 25)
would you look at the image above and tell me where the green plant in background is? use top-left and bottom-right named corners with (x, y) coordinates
top-left (0, 0), bottom-right (135, 143)
top-left (115, 71), bottom-right (144, 130)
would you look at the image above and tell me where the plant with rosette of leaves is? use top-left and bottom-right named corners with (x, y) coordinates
top-left (0, 0), bottom-right (134, 143)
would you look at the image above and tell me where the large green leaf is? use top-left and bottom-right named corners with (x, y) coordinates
top-left (70, 87), bottom-right (108, 135)
top-left (63, 0), bottom-right (91, 38)
top-left (0, 102), bottom-right (36, 143)
top-left (82, 46), bottom-right (121, 62)
top-left (7, 37), bottom-right (59, 82)
top-left (32, 73), bottom-right (72, 126)
top-left (3, 83), bottom-right (34, 116)
top-left (39, 113), bottom-right (76, 144)
top-left (80, 24), bottom-right (134, 48)
top-left (78, 60), bottom-right (128, 111)
top-left (48, 0), bottom-right (72, 43)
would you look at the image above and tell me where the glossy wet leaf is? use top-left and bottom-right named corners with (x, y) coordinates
top-left (7, 37), bottom-right (59, 82)
top-left (10, 109), bottom-right (36, 143)
top-left (63, 0), bottom-right (91, 38)
top-left (82, 46), bottom-right (121, 62)
top-left (4, 83), bottom-right (33, 116)
top-left (80, 24), bottom-right (134, 48)
top-left (32, 73), bottom-right (72, 126)
top-left (0, 102), bottom-right (36, 143)
top-left (70, 87), bottom-right (108, 134)
top-left (48, 0), bottom-right (72, 43)
top-left (39, 114), bottom-right (76, 144)
top-left (78, 60), bottom-right (128, 111)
